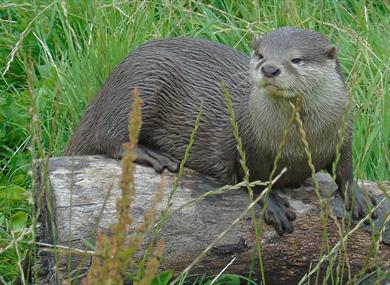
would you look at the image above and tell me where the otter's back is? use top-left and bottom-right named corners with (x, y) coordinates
top-left (66, 38), bottom-right (252, 183)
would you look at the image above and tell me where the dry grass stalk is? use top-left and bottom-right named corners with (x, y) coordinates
top-left (82, 89), bottom-right (164, 284)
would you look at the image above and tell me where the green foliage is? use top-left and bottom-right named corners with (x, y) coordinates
top-left (0, 184), bottom-right (30, 282)
top-left (151, 270), bottom-right (173, 285)
top-left (204, 274), bottom-right (240, 285)
top-left (0, 0), bottom-right (389, 283)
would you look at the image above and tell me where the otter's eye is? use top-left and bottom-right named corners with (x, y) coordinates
top-left (256, 53), bottom-right (264, 60)
top-left (291, 58), bottom-right (303, 64)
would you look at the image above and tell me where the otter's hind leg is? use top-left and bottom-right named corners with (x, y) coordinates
top-left (108, 143), bottom-right (179, 174)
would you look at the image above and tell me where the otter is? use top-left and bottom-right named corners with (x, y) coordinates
top-left (65, 27), bottom-right (376, 235)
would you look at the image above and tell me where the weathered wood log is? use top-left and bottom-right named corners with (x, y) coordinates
top-left (35, 155), bottom-right (390, 284)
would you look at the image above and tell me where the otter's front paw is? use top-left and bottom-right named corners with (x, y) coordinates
top-left (264, 193), bottom-right (296, 236)
top-left (344, 184), bottom-right (377, 221)
top-left (135, 145), bottom-right (179, 173)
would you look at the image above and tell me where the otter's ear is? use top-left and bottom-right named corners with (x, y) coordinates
top-left (252, 35), bottom-right (261, 50)
top-left (325, 45), bottom-right (338, 59)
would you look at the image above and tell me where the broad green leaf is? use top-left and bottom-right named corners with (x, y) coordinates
top-left (11, 174), bottom-right (27, 185)
top-left (151, 270), bottom-right (173, 285)
top-left (11, 211), bottom-right (27, 231)
top-left (0, 185), bottom-right (27, 201)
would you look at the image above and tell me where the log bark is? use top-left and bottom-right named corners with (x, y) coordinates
top-left (34, 155), bottom-right (390, 284)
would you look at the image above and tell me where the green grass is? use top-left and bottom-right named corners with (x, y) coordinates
top-left (0, 0), bottom-right (389, 283)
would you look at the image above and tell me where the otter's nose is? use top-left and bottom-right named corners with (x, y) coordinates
top-left (261, 64), bottom-right (281, 78)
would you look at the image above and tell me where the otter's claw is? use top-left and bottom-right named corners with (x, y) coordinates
top-left (263, 193), bottom-right (296, 236)
top-left (343, 185), bottom-right (377, 221)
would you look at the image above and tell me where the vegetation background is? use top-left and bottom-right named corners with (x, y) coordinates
top-left (0, 0), bottom-right (389, 283)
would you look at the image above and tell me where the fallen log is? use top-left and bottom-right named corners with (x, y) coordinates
top-left (34, 155), bottom-right (390, 284)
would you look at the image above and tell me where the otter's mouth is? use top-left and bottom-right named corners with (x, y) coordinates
top-left (259, 83), bottom-right (290, 98)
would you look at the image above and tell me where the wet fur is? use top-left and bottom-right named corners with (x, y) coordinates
top-left (65, 31), bottom-right (351, 189)
top-left (66, 38), bottom-right (249, 183)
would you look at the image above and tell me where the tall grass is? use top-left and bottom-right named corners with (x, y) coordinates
top-left (0, 0), bottom-right (389, 283)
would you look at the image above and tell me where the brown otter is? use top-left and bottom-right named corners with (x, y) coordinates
top-left (65, 27), bottom-right (376, 235)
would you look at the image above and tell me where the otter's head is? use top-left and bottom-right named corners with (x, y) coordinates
top-left (251, 27), bottom-right (344, 100)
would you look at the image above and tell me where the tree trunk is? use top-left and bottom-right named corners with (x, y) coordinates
top-left (34, 155), bottom-right (390, 284)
